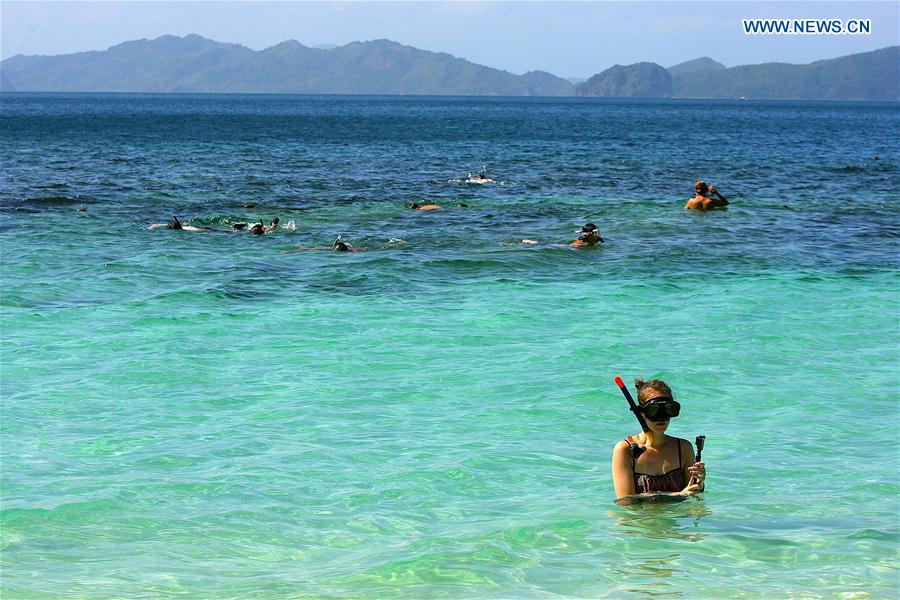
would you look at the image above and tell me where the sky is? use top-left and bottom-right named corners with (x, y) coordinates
top-left (2, 1), bottom-right (898, 79)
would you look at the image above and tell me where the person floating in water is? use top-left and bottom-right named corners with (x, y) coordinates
top-left (409, 202), bottom-right (442, 211)
top-left (684, 180), bottom-right (729, 211)
top-left (332, 235), bottom-right (353, 252)
top-left (521, 223), bottom-right (605, 247)
top-left (149, 216), bottom-right (213, 231)
top-left (465, 167), bottom-right (495, 184)
top-left (569, 223), bottom-right (604, 247)
top-left (611, 378), bottom-right (706, 502)
top-left (246, 218), bottom-right (280, 234)
top-left (297, 235), bottom-right (366, 252)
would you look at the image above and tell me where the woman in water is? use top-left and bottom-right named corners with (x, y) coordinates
top-left (611, 378), bottom-right (706, 501)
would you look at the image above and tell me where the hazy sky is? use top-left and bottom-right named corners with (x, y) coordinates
top-left (2, 1), bottom-right (898, 78)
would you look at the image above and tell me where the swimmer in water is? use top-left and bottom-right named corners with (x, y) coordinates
top-left (248, 218), bottom-right (280, 235)
top-left (522, 223), bottom-right (605, 247)
top-left (297, 235), bottom-right (366, 252)
top-left (409, 202), bottom-right (442, 211)
top-left (149, 216), bottom-right (214, 231)
top-left (684, 180), bottom-right (729, 211)
top-left (465, 167), bottom-right (495, 183)
top-left (332, 236), bottom-right (352, 252)
top-left (569, 223), bottom-right (604, 248)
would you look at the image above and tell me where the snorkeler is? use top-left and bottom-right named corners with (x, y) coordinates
top-left (521, 223), bottom-right (605, 247)
top-left (247, 218), bottom-right (280, 235)
top-left (569, 223), bottom-right (604, 247)
top-left (332, 235), bottom-right (352, 252)
top-left (465, 167), bottom-right (495, 183)
top-left (296, 235), bottom-right (366, 252)
top-left (148, 216), bottom-right (214, 231)
top-left (611, 378), bottom-right (706, 502)
top-left (409, 202), bottom-right (442, 210)
top-left (685, 180), bottom-right (729, 211)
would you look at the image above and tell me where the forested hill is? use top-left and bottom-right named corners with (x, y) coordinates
top-left (1, 35), bottom-right (897, 100)
top-left (670, 47), bottom-right (899, 101)
top-left (0, 35), bottom-right (574, 96)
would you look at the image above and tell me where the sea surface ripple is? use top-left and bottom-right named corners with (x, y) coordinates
top-left (1, 93), bottom-right (898, 598)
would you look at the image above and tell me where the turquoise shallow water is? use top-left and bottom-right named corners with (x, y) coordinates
top-left (1, 94), bottom-right (899, 598)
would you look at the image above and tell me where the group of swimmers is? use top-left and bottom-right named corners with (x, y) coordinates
top-left (150, 215), bottom-right (280, 234)
top-left (147, 180), bottom-right (721, 504)
top-left (149, 179), bottom-right (729, 252)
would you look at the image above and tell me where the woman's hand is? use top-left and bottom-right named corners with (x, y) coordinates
top-left (687, 461), bottom-right (706, 485)
top-left (679, 484), bottom-right (703, 496)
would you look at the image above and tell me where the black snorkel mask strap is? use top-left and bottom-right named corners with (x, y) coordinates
top-left (614, 376), bottom-right (649, 459)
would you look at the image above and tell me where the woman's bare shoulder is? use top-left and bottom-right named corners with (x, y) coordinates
top-left (613, 438), bottom-right (633, 454)
top-left (677, 437), bottom-right (695, 462)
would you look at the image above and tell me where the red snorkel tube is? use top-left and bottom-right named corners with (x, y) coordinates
top-left (615, 376), bottom-right (649, 459)
top-left (614, 376), bottom-right (649, 432)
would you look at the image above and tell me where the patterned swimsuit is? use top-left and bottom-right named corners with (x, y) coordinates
top-left (630, 437), bottom-right (686, 494)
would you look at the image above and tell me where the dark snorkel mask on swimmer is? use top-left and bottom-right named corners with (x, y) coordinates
top-left (613, 376), bottom-right (706, 464)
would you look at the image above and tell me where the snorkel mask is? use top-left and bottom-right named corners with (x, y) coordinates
top-left (639, 397), bottom-right (681, 421)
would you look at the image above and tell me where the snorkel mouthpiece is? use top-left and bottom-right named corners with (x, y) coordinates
top-left (615, 376), bottom-right (649, 460)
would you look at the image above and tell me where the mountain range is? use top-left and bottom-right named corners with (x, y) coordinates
top-left (1, 35), bottom-right (897, 100)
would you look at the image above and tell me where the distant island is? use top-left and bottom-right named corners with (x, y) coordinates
top-left (576, 62), bottom-right (673, 98)
top-left (1, 35), bottom-right (897, 101)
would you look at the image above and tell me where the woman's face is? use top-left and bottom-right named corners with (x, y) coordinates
top-left (640, 393), bottom-right (676, 433)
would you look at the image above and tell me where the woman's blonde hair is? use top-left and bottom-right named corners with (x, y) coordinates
top-left (635, 378), bottom-right (673, 403)
top-left (695, 180), bottom-right (709, 193)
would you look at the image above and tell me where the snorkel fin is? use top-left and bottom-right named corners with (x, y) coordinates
top-left (614, 376), bottom-right (649, 460)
